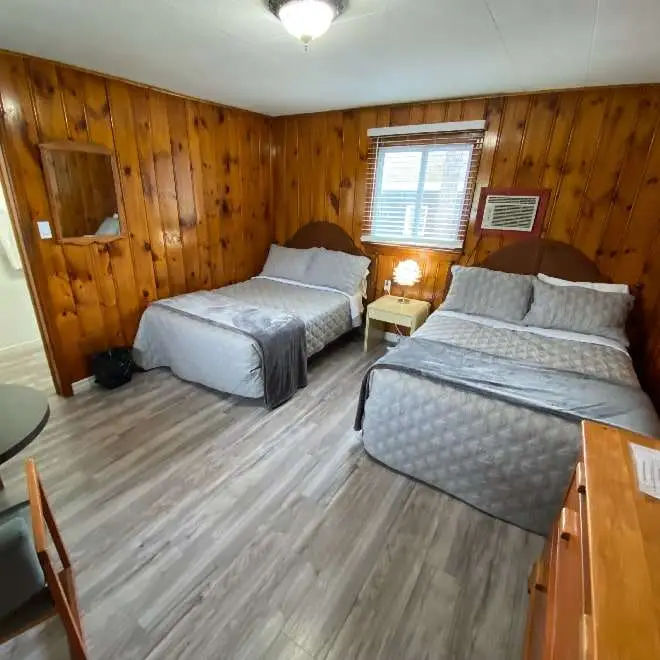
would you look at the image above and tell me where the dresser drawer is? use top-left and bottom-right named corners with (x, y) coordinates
top-left (544, 467), bottom-right (587, 659)
top-left (524, 549), bottom-right (550, 660)
top-left (524, 424), bottom-right (660, 660)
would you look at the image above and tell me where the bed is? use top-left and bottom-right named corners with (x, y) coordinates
top-left (355, 240), bottom-right (660, 534)
top-left (133, 222), bottom-right (369, 407)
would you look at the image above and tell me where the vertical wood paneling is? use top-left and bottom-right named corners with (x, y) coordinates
top-left (355, 109), bottom-right (378, 243)
top-left (167, 96), bottom-right (200, 292)
top-left (212, 107), bottom-right (233, 286)
top-left (271, 118), bottom-right (287, 245)
top-left (106, 80), bottom-right (158, 312)
top-left (130, 88), bottom-right (170, 300)
top-left (573, 88), bottom-right (643, 259)
top-left (463, 97), bottom-right (502, 263)
top-left (596, 90), bottom-right (660, 277)
top-left (0, 52), bottom-right (273, 393)
top-left (424, 102), bottom-right (447, 123)
top-left (197, 104), bottom-right (222, 287)
top-left (271, 86), bottom-right (660, 410)
top-left (544, 90), bottom-right (610, 242)
top-left (148, 91), bottom-right (187, 296)
top-left (325, 111), bottom-right (343, 229)
top-left (284, 117), bottom-right (300, 242)
top-left (185, 101), bottom-right (212, 289)
top-left (540, 92), bottom-right (580, 230)
top-left (445, 100), bottom-right (463, 122)
top-left (311, 114), bottom-right (328, 222)
top-left (339, 110), bottom-right (359, 235)
top-left (58, 67), bottom-right (89, 142)
top-left (235, 111), bottom-right (251, 282)
top-left (82, 73), bottom-right (134, 347)
top-left (225, 110), bottom-right (244, 283)
top-left (515, 94), bottom-right (559, 187)
top-left (25, 58), bottom-right (87, 381)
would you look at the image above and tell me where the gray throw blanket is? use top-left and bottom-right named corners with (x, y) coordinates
top-left (155, 292), bottom-right (307, 409)
top-left (355, 337), bottom-right (660, 437)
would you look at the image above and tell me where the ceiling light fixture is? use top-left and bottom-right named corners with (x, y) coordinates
top-left (269, 0), bottom-right (345, 49)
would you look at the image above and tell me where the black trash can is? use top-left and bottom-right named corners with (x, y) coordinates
top-left (90, 347), bottom-right (134, 389)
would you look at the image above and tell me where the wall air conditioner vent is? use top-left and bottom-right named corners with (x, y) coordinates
top-left (482, 195), bottom-right (539, 231)
top-left (475, 188), bottom-right (550, 236)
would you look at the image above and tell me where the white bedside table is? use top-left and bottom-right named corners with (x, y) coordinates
top-left (363, 295), bottom-right (431, 352)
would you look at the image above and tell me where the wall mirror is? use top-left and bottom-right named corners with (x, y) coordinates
top-left (39, 142), bottom-right (124, 242)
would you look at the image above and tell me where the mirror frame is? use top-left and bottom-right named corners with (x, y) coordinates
top-left (39, 141), bottom-right (126, 244)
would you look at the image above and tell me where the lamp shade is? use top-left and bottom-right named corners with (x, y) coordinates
top-left (393, 260), bottom-right (422, 287)
top-left (278, 0), bottom-right (336, 44)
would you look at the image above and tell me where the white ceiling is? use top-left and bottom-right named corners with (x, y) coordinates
top-left (1, 0), bottom-right (659, 116)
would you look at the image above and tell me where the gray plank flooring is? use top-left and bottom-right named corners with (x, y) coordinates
top-left (0, 336), bottom-right (542, 660)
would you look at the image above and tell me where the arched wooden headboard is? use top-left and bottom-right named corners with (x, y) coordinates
top-left (480, 239), bottom-right (606, 283)
top-left (285, 221), bottom-right (366, 257)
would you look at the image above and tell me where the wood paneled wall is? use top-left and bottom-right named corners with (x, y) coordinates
top-left (271, 88), bottom-right (660, 407)
top-left (0, 52), bottom-right (273, 393)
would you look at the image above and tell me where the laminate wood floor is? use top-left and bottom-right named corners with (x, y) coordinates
top-left (0, 341), bottom-right (54, 393)
top-left (0, 335), bottom-right (543, 660)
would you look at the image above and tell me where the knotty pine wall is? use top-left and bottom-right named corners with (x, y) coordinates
top-left (0, 52), bottom-right (273, 393)
top-left (271, 87), bottom-right (660, 407)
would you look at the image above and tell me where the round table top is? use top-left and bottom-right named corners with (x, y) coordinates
top-left (0, 384), bottom-right (50, 465)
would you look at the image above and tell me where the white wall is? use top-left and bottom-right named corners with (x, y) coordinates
top-left (0, 195), bottom-right (40, 350)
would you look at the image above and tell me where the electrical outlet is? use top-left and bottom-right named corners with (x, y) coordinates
top-left (384, 279), bottom-right (391, 294)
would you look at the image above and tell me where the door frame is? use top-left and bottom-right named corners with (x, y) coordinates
top-left (0, 124), bottom-right (70, 396)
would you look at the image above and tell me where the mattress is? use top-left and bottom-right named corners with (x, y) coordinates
top-left (133, 277), bottom-right (355, 399)
top-left (360, 311), bottom-right (645, 534)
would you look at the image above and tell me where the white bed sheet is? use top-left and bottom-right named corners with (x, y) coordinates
top-left (433, 309), bottom-right (630, 354)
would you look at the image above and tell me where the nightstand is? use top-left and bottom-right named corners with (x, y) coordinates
top-left (363, 295), bottom-right (431, 352)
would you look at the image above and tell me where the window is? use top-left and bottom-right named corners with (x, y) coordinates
top-left (362, 121), bottom-right (485, 250)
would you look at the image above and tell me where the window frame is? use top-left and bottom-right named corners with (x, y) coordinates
top-left (362, 122), bottom-right (485, 251)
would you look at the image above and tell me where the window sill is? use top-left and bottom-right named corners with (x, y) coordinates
top-left (361, 235), bottom-right (464, 255)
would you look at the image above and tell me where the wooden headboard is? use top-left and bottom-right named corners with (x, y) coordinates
top-left (480, 238), bottom-right (606, 282)
top-left (285, 221), bottom-right (366, 256)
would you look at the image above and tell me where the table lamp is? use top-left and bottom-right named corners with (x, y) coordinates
top-left (393, 259), bottom-right (421, 303)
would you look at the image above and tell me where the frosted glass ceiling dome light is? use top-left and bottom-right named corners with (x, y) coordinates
top-left (269, 0), bottom-right (345, 49)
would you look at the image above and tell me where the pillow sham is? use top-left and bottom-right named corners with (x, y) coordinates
top-left (305, 248), bottom-right (371, 295)
top-left (260, 244), bottom-right (315, 282)
top-left (538, 273), bottom-right (630, 295)
top-left (441, 265), bottom-right (534, 322)
top-left (523, 278), bottom-right (633, 341)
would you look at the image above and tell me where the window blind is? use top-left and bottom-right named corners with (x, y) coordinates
top-left (362, 122), bottom-right (484, 250)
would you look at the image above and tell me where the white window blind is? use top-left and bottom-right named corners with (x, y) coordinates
top-left (362, 122), bottom-right (484, 250)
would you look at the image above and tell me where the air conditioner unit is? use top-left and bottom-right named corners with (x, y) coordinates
top-left (474, 188), bottom-right (550, 236)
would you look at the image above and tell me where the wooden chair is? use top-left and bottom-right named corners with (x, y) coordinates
top-left (0, 459), bottom-right (86, 659)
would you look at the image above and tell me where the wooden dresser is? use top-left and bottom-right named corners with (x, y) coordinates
top-left (524, 421), bottom-right (660, 659)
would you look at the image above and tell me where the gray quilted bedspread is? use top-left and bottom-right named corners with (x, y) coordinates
top-left (154, 291), bottom-right (307, 409)
top-left (359, 313), bottom-right (659, 534)
top-left (219, 278), bottom-right (353, 357)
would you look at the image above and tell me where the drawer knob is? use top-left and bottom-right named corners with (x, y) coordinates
top-left (576, 461), bottom-right (586, 494)
top-left (560, 507), bottom-right (579, 540)
top-left (581, 614), bottom-right (593, 660)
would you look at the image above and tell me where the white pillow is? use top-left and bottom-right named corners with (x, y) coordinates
top-left (538, 273), bottom-right (629, 295)
top-left (261, 244), bottom-right (315, 282)
top-left (305, 248), bottom-right (370, 295)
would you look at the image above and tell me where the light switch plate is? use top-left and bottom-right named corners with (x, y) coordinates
top-left (37, 220), bottom-right (52, 239)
